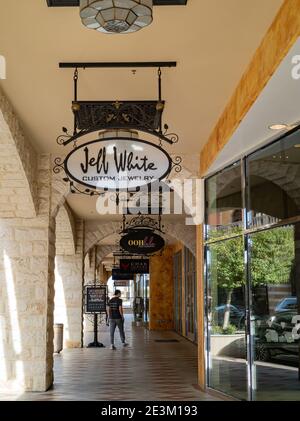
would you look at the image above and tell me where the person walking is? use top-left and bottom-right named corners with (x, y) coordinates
top-left (108, 290), bottom-right (128, 350)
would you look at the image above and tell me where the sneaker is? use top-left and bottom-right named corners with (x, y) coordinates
top-left (122, 342), bottom-right (128, 347)
top-left (110, 345), bottom-right (116, 350)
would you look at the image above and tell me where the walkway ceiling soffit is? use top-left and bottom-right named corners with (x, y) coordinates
top-left (200, 0), bottom-right (300, 176)
top-left (84, 220), bottom-right (196, 256)
top-left (97, 245), bottom-right (117, 269)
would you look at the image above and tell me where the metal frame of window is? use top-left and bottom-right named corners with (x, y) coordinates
top-left (173, 251), bottom-right (183, 334)
top-left (204, 125), bottom-right (300, 400)
top-left (184, 247), bottom-right (197, 343)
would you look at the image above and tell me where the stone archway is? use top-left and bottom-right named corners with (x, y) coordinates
top-left (55, 203), bottom-right (76, 256)
top-left (84, 220), bottom-right (196, 257)
top-left (0, 88), bottom-right (38, 218)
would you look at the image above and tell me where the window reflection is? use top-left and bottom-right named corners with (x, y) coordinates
top-left (250, 224), bottom-right (300, 401)
top-left (207, 237), bottom-right (247, 400)
top-left (205, 129), bottom-right (300, 400)
top-left (206, 162), bottom-right (243, 240)
top-left (247, 131), bottom-right (300, 228)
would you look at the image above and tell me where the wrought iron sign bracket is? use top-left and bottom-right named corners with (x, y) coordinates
top-left (54, 61), bottom-right (182, 198)
top-left (59, 61), bottom-right (177, 69)
top-left (121, 214), bottom-right (165, 234)
top-left (57, 61), bottom-right (178, 147)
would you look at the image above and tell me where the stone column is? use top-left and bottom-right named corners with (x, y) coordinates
top-left (85, 248), bottom-right (96, 285)
top-left (54, 220), bottom-right (84, 349)
top-left (0, 154), bottom-right (55, 392)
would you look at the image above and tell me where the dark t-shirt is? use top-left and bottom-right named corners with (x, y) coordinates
top-left (109, 297), bottom-right (123, 319)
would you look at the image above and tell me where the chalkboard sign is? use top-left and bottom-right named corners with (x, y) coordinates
top-left (85, 286), bottom-right (107, 314)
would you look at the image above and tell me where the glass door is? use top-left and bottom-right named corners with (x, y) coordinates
top-left (205, 161), bottom-right (248, 400)
top-left (173, 251), bottom-right (182, 334)
top-left (249, 224), bottom-right (300, 401)
top-left (205, 127), bottom-right (300, 400)
top-left (185, 247), bottom-right (197, 342)
top-left (206, 237), bottom-right (248, 400)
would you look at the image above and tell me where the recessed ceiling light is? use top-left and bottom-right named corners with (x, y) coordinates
top-left (268, 124), bottom-right (289, 131)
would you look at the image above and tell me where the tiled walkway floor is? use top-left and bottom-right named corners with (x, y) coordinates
top-left (1, 315), bottom-right (219, 401)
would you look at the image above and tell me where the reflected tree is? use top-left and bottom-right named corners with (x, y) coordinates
top-left (211, 227), bottom-right (295, 329)
top-left (211, 236), bottom-right (244, 329)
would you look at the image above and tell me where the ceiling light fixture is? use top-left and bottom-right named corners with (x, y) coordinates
top-left (268, 123), bottom-right (289, 131)
top-left (79, 0), bottom-right (153, 34)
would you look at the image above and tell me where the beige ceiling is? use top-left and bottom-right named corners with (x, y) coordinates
top-left (0, 0), bottom-right (283, 157)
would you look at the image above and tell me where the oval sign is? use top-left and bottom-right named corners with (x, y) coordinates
top-left (64, 137), bottom-right (172, 190)
top-left (120, 229), bottom-right (165, 255)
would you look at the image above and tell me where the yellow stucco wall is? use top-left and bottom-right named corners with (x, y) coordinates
top-left (149, 246), bottom-right (174, 330)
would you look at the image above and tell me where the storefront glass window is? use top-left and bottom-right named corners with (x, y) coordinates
top-left (206, 236), bottom-right (247, 400)
top-left (205, 162), bottom-right (243, 241)
top-left (185, 247), bottom-right (197, 342)
top-left (205, 127), bottom-right (300, 401)
top-left (173, 251), bottom-right (183, 334)
top-left (247, 129), bottom-right (300, 228)
top-left (250, 224), bottom-right (300, 401)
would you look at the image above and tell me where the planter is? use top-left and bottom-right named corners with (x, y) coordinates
top-left (210, 334), bottom-right (246, 358)
top-left (54, 323), bottom-right (64, 354)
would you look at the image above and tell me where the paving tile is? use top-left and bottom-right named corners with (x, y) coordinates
top-left (0, 315), bottom-right (220, 401)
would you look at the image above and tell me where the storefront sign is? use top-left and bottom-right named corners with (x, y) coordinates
top-left (85, 286), bottom-right (107, 314)
top-left (120, 229), bottom-right (165, 255)
top-left (64, 137), bottom-right (172, 190)
top-left (112, 269), bottom-right (133, 281)
top-left (120, 259), bottom-right (149, 274)
top-left (114, 280), bottom-right (130, 287)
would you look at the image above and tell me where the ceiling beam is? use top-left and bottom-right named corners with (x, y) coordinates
top-left (47, 0), bottom-right (187, 6)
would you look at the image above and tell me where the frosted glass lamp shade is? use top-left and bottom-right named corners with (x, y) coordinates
top-left (80, 0), bottom-right (153, 34)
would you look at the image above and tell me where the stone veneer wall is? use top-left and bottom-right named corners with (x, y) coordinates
top-left (54, 220), bottom-right (84, 349)
top-left (55, 204), bottom-right (76, 256)
top-left (149, 246), bottom-right (174, 331)
top-left (0, 87), bottom-right (38, 217)
top-left (0, 154), bottom-right (55, 392)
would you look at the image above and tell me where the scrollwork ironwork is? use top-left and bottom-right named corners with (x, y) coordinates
top-left (120, 214), bottom-right (165, 234)
top-left (53, 157), bottom-right (65, 174)
top-left (69, 181), bottom-right (106, 197)
top-left (56, 127), bottom-right (73, 146)
top-left (57, 101), bottom-right (179, 147)
top-left (171, 155), bottom-right (182, 173)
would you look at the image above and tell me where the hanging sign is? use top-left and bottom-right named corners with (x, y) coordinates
top-left (120, 259), bottom-right (149, 274)
top-left (85, 286), bottom-right (107, 314)
top-left (64, 137), bottom-right (172, 190)
top-left (120, 229), bottom-right (165, 255)
top-left (112, 269), bottom-right (133, 281)
top-left (114, 280), bottom-right (130, 287)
